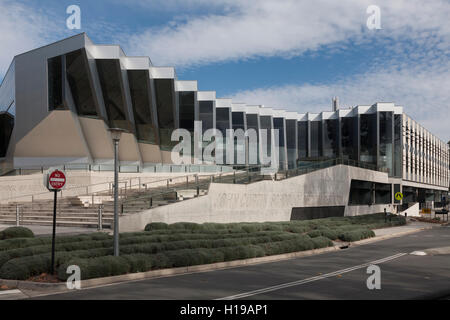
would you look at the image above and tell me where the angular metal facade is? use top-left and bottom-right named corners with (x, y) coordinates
top-left (0, 33), bottom-right (448, 195)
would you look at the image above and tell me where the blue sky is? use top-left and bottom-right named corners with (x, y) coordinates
top-left (0, 0), bottom-right (449, 141)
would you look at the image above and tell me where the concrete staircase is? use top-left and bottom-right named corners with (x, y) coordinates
top-left (0, 174), bottom-right (222, 229)
top-left (0, 197), bottom-right (114, 228)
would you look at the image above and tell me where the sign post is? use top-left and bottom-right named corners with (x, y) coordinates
top-left (45, 169), bottom-right (67, 275)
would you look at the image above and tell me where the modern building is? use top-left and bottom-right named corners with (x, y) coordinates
top-left (0, 33), bottom-right (448, 211)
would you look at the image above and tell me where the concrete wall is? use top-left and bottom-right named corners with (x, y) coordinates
top-left (119, 165), bottom-right (390, 232)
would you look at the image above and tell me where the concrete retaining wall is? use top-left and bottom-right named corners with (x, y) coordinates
top-left (119, 165), bottom-right (390, 232)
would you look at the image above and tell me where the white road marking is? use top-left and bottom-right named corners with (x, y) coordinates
top-left (410, 251), bottom-right (427, 256)
top-left (0, 289), bottom-right (21, 295)
top-left (216, 253), bottom-right (407, 300)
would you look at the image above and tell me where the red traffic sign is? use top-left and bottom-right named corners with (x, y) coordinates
top-left (48, 170), bottom-right (66, 190)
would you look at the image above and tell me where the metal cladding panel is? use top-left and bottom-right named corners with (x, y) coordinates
top-left (197, 91), bottom-right (216, 101)
top-left (13, 110), bottom-right (92, 163)
top-left (176, 80), bottom-right (198, 92)
top-left (14, 33), bottom-right (87, 143)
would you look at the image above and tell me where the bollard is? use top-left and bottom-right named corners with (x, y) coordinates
top-left (98, 205), bottom-right (103, 231)
top-left (149, 197), bottom-right (153, 209)
top-left (384, 208), bottom-right (387, 222)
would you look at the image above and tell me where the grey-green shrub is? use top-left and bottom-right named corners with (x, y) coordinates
top-left (0, 227), bottom-right (34, 240)
top-left (144, 222), bottom-right (169, 231)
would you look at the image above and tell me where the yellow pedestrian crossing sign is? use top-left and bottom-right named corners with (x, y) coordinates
top-left (395, 192), bottom-right (403, 201)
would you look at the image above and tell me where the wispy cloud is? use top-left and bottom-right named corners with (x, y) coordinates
top-left (231, 59), bottom-right (450, 141)
top-left (123, 0), bottom-right (450, 67)
top-left (120, 0), bottom-right (450, 140)
top-left (0, 0), bottom-right (65, 76)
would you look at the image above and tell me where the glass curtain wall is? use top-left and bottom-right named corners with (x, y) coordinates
top-left (246, 114), bottom-right (259, 165)
top-left (48, 55), bottom-right (64, 110)
top-left (178, 91), bottom-right (195, 132)
top-left (127, 70), bottom-right (156, 144)
top-left (199, 101), bottom-right (215, 162)
top-left (273, 118), bottom-right (286, 169)
top-left (48, 49), bottom-right (99, 116)
top-left (0, 113), bottom-right (14, 157)
top-left (96, 59), bottom-right (131, 131)
top-left (285, 119), bottom-right (297, 168)
top-left (379, 111), bottom-right (393, 174)
top-left (340, 116), bottom-right (358, 160)
top-left (360, 113), bottom-right (377, 165)
top-left (216, 108), bottom-right (230, 164)
top-left (232, 112), bottom-right (246, 165)
top-left (259, 116), bottom-right (272, 165)
top-left (394, 114), bottom-right (402, 177)
top-left (310, 121), bottom-right (322, 158)
top-left (297, 121), bottom-right (308, 159)
top-left (154, 79), bottom-right (176, 151)
top-left (323, 118), bottom-right (339, 159)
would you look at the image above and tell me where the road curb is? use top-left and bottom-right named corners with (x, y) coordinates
top-left (0, 224), bottom-right (435, 297)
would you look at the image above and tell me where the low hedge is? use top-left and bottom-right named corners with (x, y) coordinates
top-left (0, 231), bottom-right (292, 269)
top-left (0, 233), bottom-right (110, 252)
top-left (0, 227), bottom-right (34, 240)
top-left (0, 213), bottom-right (400, 281)
top-left (57, 237), bottom-right (334, 281)
top-left (338, 229), bottom-right (375, 242)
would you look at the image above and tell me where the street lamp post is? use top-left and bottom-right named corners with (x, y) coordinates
top-left (108, 128), bottom-right (127, 257)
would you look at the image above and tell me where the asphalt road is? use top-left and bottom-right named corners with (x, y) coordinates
top-left (33, 226), bottom-right (450, 300)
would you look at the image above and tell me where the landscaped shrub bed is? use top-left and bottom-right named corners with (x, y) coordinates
top-left (0, 213), bottom-right (405, 281)
top-left (0, 227), bottom-right (34, 240)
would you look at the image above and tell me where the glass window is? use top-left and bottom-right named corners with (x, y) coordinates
top-left (323, 119), bottom-right (339, 158)
top-left (273, 118), bottom-right (286, 168)
top-left (360, 113), bottom-right (377, 164)
top-left (259, 115), bottom-right (272, 159)
top-left (48, 55), bottom-right (64, 110)
top-left (310, 121), bottom-right (322, 158)
top-left (246, 114), bottom-right (259, 165)
top-left (348, 180), bottom-right (373, 205)
top-left (154, 79), bottom-right (176, 150)
top-left (375, 183), bottom-right (391, 204)
top-left (285, 119), bottom-right (297, 168)
top-left (199, 101), bottom-right (214, 133)
top-left (127, 70), bottom-right (156, 144)
top-left (340, 116), bottom-right (358, 161)
top-left (232, 112), bottom-right (246, 165)
top-left (0, 113), bottom-right (14, 158)
top-left (394, 114), bottom-right (402, 177)
top-left (216, 108), bottom-right (230, 164)
top-left (66, 49), bottom-right (97, 116)
top-left (379, 112), bottom-right (393, 174)
top-left (178, 91), bottom-right (195, 132)
top-left (297, 121), bottom-right (308, 159)
top-left (96, 59), bottom-right (130, 130)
